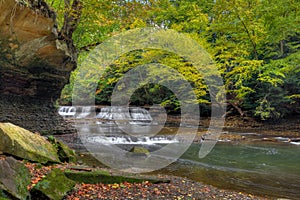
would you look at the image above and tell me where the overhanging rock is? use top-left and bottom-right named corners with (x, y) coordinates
top-left (0, 0), bottom-right (76, 134)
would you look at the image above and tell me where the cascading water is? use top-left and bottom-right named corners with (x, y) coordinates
top-left (82, 135), bottom-right (178, 145)
top-left (76, 106), bottom-right (93, 118)
top-left (96, 106), bottom-right (153, 124)
top-left (129, 107), bottom-right (153, 123)
top-left (58, 106), bottom-right (76, 117)
top-left (59, 106), bottom-right (174, 146)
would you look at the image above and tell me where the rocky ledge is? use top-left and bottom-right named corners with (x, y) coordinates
top-left (0, 0), bottom-right (76, 134)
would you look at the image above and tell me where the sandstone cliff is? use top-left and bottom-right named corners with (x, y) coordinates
top-left (0, 0), bottom-right (76, 134)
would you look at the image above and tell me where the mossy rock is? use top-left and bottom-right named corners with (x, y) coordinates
top-left (129, 146), bottom-right (150, 156)
top-left (0, 191), bottom-right (15, 200)
top-left (30, 168), bottom-right (76, 200)
top-left (0, 157), bottom-right (31, 200)
top-left (56, 140), bottom-right (76, 163)
top-left (0, 123), bottom-right (60, 163)
top-left (64, 170), bottom-right (170, 184)
top-left (0, 189), bottom-right (12, 200)
top-left (47, 136), bottom-right (76, 163)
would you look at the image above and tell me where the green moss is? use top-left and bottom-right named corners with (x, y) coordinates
top-left (0, 158), bottom-right (30, 200)
top-left (47, 136), bottom-right (76, 163)
top-left (31, 169), bottom-right (75, 200)
top-left (64, 170), bottom-right (170, 184)
top-left (129, 146), bottom-right (150, 156)
top-left (0, 123), bottom-right (60, 164)
top-left (15, 162), bottom-right (31, 199)
top-left (56, 140), bottom-right (76, 163)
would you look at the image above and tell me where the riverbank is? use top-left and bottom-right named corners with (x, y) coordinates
top-left (163, 115), bottom-right (300, 143)
top-left (66, 176), bottom-right (267, 200)
top-left (24, 161), bottom-right (268, 200)
top-left (166, 115), bottom-right (300, 136)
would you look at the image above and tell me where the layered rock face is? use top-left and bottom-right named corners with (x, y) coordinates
top-left (0, 0), bottom-right (76, 134)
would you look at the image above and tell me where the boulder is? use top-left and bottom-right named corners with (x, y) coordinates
top-left (47, 136), bottom-right (76, 163)
top-left (0, 157), bottom-right (31, 200)
top-left (129, 146), bottom-right (150, 156)
top-left (0, 123), bottom-right (60, 163)
top-left (30, 168), bottom-right (76, 200)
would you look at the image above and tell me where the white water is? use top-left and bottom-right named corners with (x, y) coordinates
top-left (274, 136), bottom-right (300, 145)
top-left (82, 135), bottom-right (179, 145)
top-left (96, 107), bottom-right (152, 123)
top-left (58, 106), bottom-right (76, 117)
top-left (290, 141), bottom-right (300, 145)
top-left (76, 106), bottom-right (92, 118)
top-left (58, 106), bottom-right (153, 124)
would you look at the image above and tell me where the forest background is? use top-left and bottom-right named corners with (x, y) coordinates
top-left (46, 0), bottom-right (300, 121)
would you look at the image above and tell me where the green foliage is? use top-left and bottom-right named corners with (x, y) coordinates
top-left (94, 49), bottom-right (209, 113)
top-left (46, 0), bottom-right (300, 120)
top-left (254, 52), bottom-right (300, 119)
top-left (64, 169), bottom-right (169, 184)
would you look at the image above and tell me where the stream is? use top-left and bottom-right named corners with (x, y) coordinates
top-left (71, 124), bottom-right (300, 199)
top-left (59, 106), bottom-right (300, 199)
top-left (158, 142), bottom-right (300, 199)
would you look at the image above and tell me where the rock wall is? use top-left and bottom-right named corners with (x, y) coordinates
top-left (0, 0), bottom-right (76, 134)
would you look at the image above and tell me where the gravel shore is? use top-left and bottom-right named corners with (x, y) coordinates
top-left (25, 162), bottom-right (269, 200)
top-left (65, 176), bottom-right (268, 200)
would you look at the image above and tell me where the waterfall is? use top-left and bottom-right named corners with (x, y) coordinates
top-left (76, 106), bottom-right (92, 118)
top-left (58, 106), bottom-right (76, 117)
top-left (58, 106), bottom-right (154, 124)
top-left (82, 135), bottom-right (178, 145)
top-left (130, 107), bottom-right (152, 122)
top-left (96, 106), bottom-right (152, 124)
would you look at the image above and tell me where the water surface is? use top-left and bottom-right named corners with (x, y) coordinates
top-left (155, 142), bottom-right (300, 199)
top-left (73, 122), bottom-right (300, 199)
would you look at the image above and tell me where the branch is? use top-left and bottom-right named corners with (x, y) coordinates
top-left (60, 0), bottom-right (83, 39)
top-left (235, 9), bottom-right (258, 60)
top-left (79, 42), bottom-right (103, 52)
top-left (58, 0), bottom-right (83, 62)
top-left (228, 101), bottom-right (244, 117)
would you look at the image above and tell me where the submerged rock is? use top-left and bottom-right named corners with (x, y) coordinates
top-left (129, 146), bottom-right (150, 156)
top-left (0, 157), bottom-right (30, 200)
top-left (0, 123), bottom-right (60, 163)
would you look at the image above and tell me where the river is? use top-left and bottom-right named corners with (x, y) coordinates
top-left (58, 106), bottom-right (300, 199)
top-left (66, 123), bottom-right (300, 199)
top-left (156, 141), bottom-right (300, 199)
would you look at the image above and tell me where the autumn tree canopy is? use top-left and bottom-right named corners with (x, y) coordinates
top-left (46, 0), bottom-right (300, 120)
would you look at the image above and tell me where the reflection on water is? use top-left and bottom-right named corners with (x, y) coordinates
top-left (73, 122), bottom-right (300, 199)
top-left (154, 142), bottom-right (300, 199)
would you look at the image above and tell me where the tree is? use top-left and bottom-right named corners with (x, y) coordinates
top-left (206, 0), bottom-right (265, 116)
top-left (48, 0), bottom-right (300, 120)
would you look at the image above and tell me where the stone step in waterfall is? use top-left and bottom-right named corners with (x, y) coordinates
top-left (58, 106), bottom-right (154, 124)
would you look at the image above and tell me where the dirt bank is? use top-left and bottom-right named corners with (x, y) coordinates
top-left (166, 115), bottom-right (300, 137)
